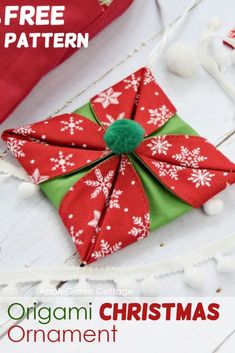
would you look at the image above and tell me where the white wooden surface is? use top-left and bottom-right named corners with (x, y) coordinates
top-left (0, 0), bottom-right (235, 299)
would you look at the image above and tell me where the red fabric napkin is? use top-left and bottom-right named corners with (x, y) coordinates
top-left (0, 0), bottom-right (133, 123)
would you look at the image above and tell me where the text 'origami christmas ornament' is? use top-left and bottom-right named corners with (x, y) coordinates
top-left (2, 67), bottom-right (235, 265)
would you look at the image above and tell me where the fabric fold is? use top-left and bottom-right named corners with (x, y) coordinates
top-left (59, 155), bottom-right (150, 264)
top-left (2, 114), bottom-right (110, 182)
top-left (91, 67), bottom-right (176, 134)
top-left (136, 135), bottom-right (235, 207)
top-left (2, 66), bottom-right (235, 264)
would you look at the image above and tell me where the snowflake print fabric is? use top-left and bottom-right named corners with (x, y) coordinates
top-left (172, 146), bottom-right (207, 168)
top-left (94, 88), bottom-right (122, 109)
top-left (13, 124), bottom-right (35, 136)
top-left (147, 136), bottom-right (172, 156)
top-left (2, 114), bottom-right (108, 182)
top-left (70, 226), bottom-right (84, 246)
top-left (124, 73), bottom-right (141, 92)
top-left (147, 106), bottom-right (172, 126)
top-left (91, 240), bottom-right (122, 261)
top-left (91, 67), bottom-right (176, 136)
top-left (188, 169), bottom-right (215, 189)
top-left (108, 189), bottom-right (123, 209)
top-left (103, 112), bottom-right (125, 128)
top-left (31, 169), bottom-right (49, 183)
top-left (60, 116), bottom-right (83, 135)
top-left (2, 66), bottom-right (235, 264)
top-left (6, 138), bottom-right (26, 158)
top-left (128, 214), bottom-right (150, 239)
top-left (84, 167), bottom-right (114, 201)
top-left (60, 156), bottom-right (149, 264)
top-left (151, 162), bottom-right (184, 181)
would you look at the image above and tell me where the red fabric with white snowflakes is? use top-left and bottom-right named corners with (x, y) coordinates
top-left (136, 135), bottom-right (235, 208)
top-left (60, 156), bottom-right (149, 264)
top-left (91, 67), bottom-right (177, 136)
top-left (2, 67), bottom-right (235, 264)
top-left (2, 115), bottom-right (107, 181)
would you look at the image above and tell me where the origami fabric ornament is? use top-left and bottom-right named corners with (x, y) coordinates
top-left (0, 0), bottom-right (133, 123)
top-left (2, 67), bottom-right (235, 265)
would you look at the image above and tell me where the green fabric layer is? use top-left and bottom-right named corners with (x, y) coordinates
top-left (130, 156), bottom-right (192, 231)
top-left (41, 167), bottom-right (88, 209)
top-left (74, 103), bottom-right (99, 124)
top-left (40, 102), bottom-right (198, 230)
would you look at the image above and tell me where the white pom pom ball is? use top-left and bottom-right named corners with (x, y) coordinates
top-left (203, 198), bottom-right (224, 216)
top-left (139, 277), bottom-right (159, 297)
top-left (207, 17), bottom-right (222, 31)
top-left (17, 182), bottom-right (40, 199)
top-left (165, 42), bottom-right (199, 78)
top-left (216, 256), bottom-right (235, 274)
top-left (183, 267), bottom-right (204, 288)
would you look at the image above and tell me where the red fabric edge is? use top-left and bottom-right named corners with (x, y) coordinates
top-left (0, 0), bottom-right (134, 124)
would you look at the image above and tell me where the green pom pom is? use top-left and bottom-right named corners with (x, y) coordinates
top-left (104, 119), bottom-right (145, 155)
